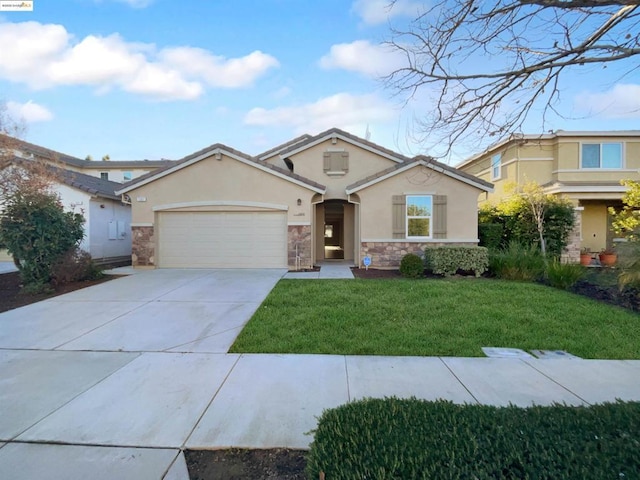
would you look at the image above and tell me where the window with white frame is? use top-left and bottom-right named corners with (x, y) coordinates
top-left (491, 153), bottom-right (501, 180)
top-left (100, 172), bottom-right (109, 180)
top-left (406, 195), bottom-right (432, 238)
top-left (581, 143), bottom-right (622, 169)
top-left (123, 171), bottom-right (132, 181)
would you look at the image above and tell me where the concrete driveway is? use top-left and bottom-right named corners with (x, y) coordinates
top-left (0, 268), bottom-right (286, 480)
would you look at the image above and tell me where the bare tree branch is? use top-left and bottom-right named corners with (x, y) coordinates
top-left (386, 0), bottom-right (640, 157)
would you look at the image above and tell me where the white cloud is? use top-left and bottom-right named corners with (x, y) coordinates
top-left (6, 100), bottom-right (53, 123)
top-left (352, 0), bottom-right (421, 25)
top-left (319, 40), bottom-right (405, 78)
top-left (159, 47), bottom-right (279, 88)
top-left (575, 84), bottom-right (640, 119)
top-left (244, 92), bottom-right (397, 134)
top-left (0, 21), bottom-right (278, 101)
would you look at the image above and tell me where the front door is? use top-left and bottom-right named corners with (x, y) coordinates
top-left (315, 201), bottom-right (354, 262)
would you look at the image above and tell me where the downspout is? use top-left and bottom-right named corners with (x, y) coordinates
top-left (348, 194), bottom-right (361, 267)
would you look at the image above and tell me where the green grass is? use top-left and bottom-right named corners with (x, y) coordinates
top-left (230, 278), bottom-right (640, 359)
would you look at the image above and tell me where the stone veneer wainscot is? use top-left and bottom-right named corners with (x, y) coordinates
top-left (361, 241), bottom-right (475, 268)
top-left (132, 226), bottom-right (155, 267)
top-left (288, 225), bottom-right (312, 270)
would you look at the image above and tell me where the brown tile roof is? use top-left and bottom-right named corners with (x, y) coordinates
top-left (9, 157), bottom-right (122, 200)
top-left (346, 155), bottom-right (493, 193)
top-left (1, 133), bottom-right (175, 169)
top-left (117, 142), bottom-right (326, 194)
top-left (277, 127), bottom-right (414, 162)
top-left (257, 134), bottom-right (312, 160)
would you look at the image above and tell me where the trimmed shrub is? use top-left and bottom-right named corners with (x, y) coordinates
top-left (51, 247), bottom-right (103, 287)
top-left (424, 246), bottom-right (488, 277)
top-left (399, 253), bottom-right (424, 278)
top-left (307, 397), bottom-right (640, 480)
top-left (0, 189), bottom-right (84, 292)
top-left (478, 222), bottom-right (503, 251)
top-left (489, 241), bottom-right (546, 281)
top-left (545, 259), bottom-right (585, 290)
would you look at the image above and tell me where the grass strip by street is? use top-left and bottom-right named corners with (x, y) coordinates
top-left (230, 278), bottom-right (640, 359)
top-left (306, 397), bottom-right (640, 480)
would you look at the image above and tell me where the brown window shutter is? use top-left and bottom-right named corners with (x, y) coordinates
top-left (323, 152), bottom-right (331, 172)
top-left (341, 152), bottom-right (349, 172)
top-left (433, 195), bottom-right (447, 239)
top-left (392, 195), bottom-right (406, 239)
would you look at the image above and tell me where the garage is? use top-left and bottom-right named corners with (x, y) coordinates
top-left (157, 210), bottom-right (287, 268)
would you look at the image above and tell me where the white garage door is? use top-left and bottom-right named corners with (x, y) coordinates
top-left (158, 211), bottom-right (287, 268)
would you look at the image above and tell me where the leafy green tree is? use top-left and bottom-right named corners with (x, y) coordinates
top-left (610, 180), bottom-right (640, 240)
top-left (0, 187), bottom-right (84, 292)
top-left (479, 183), bottom-right (575, 258)
top-left (610, 180), bottom-right (640, 290)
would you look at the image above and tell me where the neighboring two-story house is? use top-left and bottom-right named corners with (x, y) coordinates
top-left (457, 131), bottom-right (640, 258)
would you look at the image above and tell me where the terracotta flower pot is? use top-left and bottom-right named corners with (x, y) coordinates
top-left (599, 253), bottom-right (617, 266)
top-left (580, 253), bottom-right (592, 266)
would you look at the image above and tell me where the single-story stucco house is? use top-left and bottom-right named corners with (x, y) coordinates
top-left (116, 128), bottom-right (493, 269)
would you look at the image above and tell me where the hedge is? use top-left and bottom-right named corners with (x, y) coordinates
top-left (424, 246), bottom-right (489, 277)
top-left (307, 397), bottom-right (640, 480)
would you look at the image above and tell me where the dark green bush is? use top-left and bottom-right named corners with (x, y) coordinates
top-left (479, 197), bottom-right (575, 257)
top-left (307, 397), bottom-right (640, 480)
top-left (51, 247), bottom-right (103, 287)
top-left (489, 241), bottom-right (546, 281)
top-left (478, 222), bottom-right (503, 251)
top-left (545, 259), bottom-right (585, 290)
top-left (399, 253), bottom-right (424, 278)
top-left (424, 246), bottom-right (488, 277)
top-left (0, 189), bottom-right (84, 292)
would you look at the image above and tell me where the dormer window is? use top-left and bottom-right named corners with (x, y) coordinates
top-left (323, 150), bottom-right (349, 176)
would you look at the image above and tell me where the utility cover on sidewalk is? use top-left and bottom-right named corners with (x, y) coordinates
top-left (530, 350), bottom-right (581, 360)
top-left (481, 347), bottom-right (535, 359)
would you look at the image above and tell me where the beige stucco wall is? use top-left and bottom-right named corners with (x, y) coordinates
top-left (554, 139), bottom-right (640, 184)
top-left (462, 136), bottom-right (640, 207)
top-left (356, 166), bottom-right (482, 241)
top-left (282, 138), bottom-right (397, 200)
top-left (463, 141), bottom-right (555, 205)
top-left (125, 153), bottom-right (315, 224)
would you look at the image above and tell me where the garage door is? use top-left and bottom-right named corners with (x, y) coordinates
top-left (158, 211), bottom-right (287, 268)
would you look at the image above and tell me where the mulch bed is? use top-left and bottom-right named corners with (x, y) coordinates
top-left (0, 271), bottom-right (118, 313)
top-left (185, 449), bottom-right (307, 480)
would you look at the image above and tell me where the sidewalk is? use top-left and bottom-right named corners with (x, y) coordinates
top-left (1, 351), bottom-right (639, 479)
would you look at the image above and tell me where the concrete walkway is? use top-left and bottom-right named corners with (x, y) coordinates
top-left (0, 262), bottom-right (17, 274)
top-left (1, 269), bottom-right (639, 479)
top-left (284, 262), bottom-right (354, 279)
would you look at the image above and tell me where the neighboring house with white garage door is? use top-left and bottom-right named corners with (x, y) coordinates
top-left (116, 128), bottom-right (493, 270)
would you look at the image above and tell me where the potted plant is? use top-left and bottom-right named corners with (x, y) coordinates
top-left (580, 248), bottom-right (592, 266)
top-left (599, 247), bottom-right (617, 267)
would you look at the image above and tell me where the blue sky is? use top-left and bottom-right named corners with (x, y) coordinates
top-left (0, 0), bottom-right (638, 164)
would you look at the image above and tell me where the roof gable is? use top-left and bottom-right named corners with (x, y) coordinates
top-left (277, 128), bottom-right (412, 164)
top-left (346, 155), bottom-right (493, 194)
top-left (116, 143), bottom-right (326, 195)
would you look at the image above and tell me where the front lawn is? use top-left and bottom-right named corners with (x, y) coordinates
top-left (230, 278), bottom-right (640, 358)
